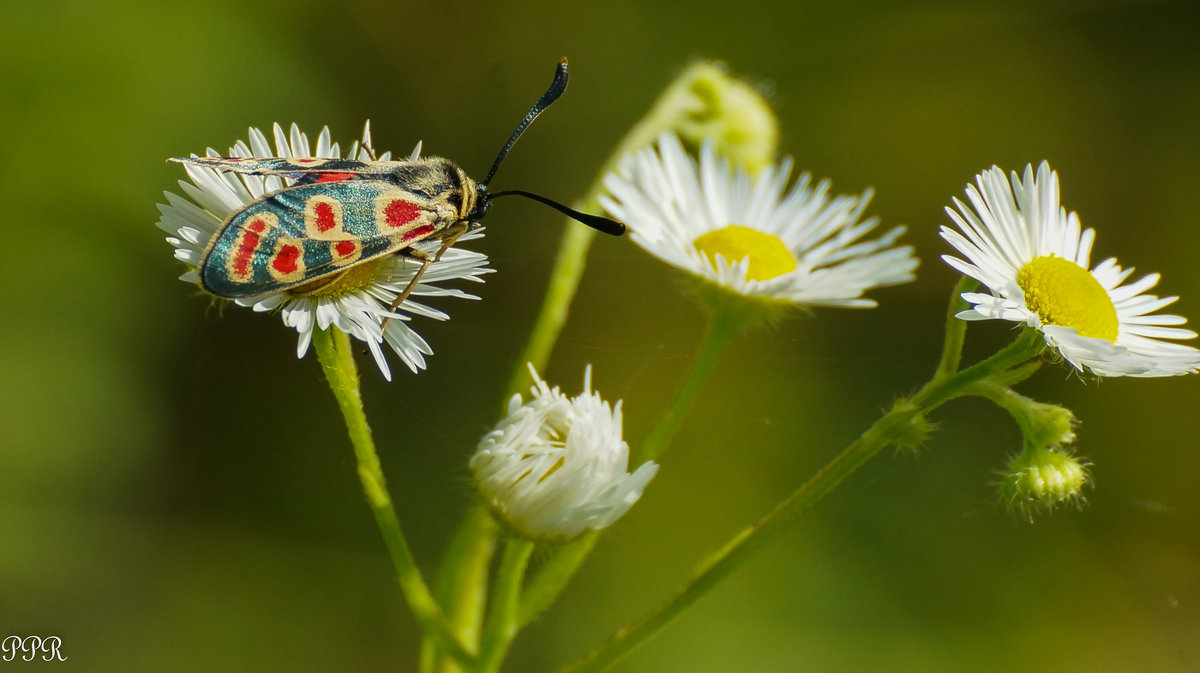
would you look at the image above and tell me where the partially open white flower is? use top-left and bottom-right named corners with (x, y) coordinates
top-left (470, 366), bottom-right (659, 540)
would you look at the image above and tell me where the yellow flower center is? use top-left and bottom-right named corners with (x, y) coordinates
top-left (289, 256), bottom-right (392, 298)
top-left (693, 225), bottom-right (797, 282)
top-left (1016, 255), bottom-right (1118, 341)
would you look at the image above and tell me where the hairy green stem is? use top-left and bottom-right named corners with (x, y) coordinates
top-left (550, 326), bottom-right (1046, 673)
top-left (966, 375), bottom-right (1071, 460)
top-left (969, 382), bottom-right (1039, 419)
top-left (977, 360), bottom-right (1042, 390)
top-left (312, 328), bottom-right (474, 670)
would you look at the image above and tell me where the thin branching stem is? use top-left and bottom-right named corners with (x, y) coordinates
top-left (313, 328), bottom-right (475, 671)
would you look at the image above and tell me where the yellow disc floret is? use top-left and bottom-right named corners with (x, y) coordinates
top-left (694, 225), bottom-right (797, 282)
top-left (290, 256), bottom-right (393, 298)
top-left (1016, 256), bottom-right (1118, 341)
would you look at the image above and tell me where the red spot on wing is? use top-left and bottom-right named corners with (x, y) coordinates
top-left (296, 158), bottom-right (319, 164)
top-left (314, 201), bottom-right (337, 232)
top-left (232, 219), bottom-right (267, 279)
top-left (315, 172), bottom-right (357, 183)
top-left (402, 224), bottom-right (436, 242)
top-left (335, 240), bottom-right (357, 257)
top-left (384, 200), bottom-right (421, 228)
top-left (272, 245), bottom-right (301, 274)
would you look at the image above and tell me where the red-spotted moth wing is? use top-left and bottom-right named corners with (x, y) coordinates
top-left (170, 156), bottom-right (406, 183)
top-left (177, 158), bottom-right (474, 298)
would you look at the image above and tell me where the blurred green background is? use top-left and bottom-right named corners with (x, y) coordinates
top-left (2, 0), bottom-right (1199, 670)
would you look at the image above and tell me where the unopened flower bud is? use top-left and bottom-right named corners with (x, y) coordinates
top-left (1000, 446), bottom-right (1089, 520)
top-left (1022, 401), bottom-right (1077, 449)
top-left (642, 61), bottom-right (779, 172)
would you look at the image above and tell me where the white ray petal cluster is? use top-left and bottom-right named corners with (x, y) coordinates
top-left (471, 366), bottom-right (659, 540)
top-left (600, 132), bottom-right (918, 309)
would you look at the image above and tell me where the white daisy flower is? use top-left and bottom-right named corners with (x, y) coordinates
top-left (470, 365), bottom-right (659, 541)
top-left (941, 161), bottom-right (1200, 378)
top-left (599, 132), bottom-right (918, 312)
top-left (156, 122), bottom-right (492, 380)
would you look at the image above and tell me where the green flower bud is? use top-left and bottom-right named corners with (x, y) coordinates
top-left (638, 60), bottom-right (779, 173)
top-left (1000, 446), bottom-right (1089, 521)
top-left (1021, 400), bottom-right (1077, 450)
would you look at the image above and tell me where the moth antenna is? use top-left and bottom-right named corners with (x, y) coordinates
top-left (490, 189), bottom-right (626, 236)
top-left (482, 58), bottom-right (570, 186)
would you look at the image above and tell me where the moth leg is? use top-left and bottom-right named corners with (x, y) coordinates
top-left (362, 133), bottom-right (378, 162)
top-left (381, 222), bottom-right (471, 330)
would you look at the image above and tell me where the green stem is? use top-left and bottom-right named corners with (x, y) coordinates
top-left (421, 506), bottom-right (499, 673)
top-left (969, 382), bottom-right (1036, 422)
top-left (503, 96), bottom-right (690, 403)
top-left (435, 63), bottom-right (781, 670)
top-left (550, 328), bottom-right (1046, 673)
top-left (517, 307), bottom-right (740, 627)
top-left (312, 328), bottom-right (474, 670)
top-left (504, 222), bottom-right (599, 404)
top-left (965, 376), bottom-right (1072, 462)
top-left (439, 77), bottom-right (733, 664)
top-left (635, 308), bottom-right (742, 464)
top-left (478, 538), bottom-right (537, 673)
top-left (936, 276), bottom-right (976, 379)
top-left (517, 531), bottom-right (598, 628)
top-left (973, 359), bottom-right (1042, 390)
top-left (915, 328), bottom-right (1042, 409)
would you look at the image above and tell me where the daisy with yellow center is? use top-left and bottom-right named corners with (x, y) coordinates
top-left (599, 133), bottom-right (918, 312)
top-left (156, 122), bottom-right (492, 380)
top-left (941, 162), bottom-right (1200, 377)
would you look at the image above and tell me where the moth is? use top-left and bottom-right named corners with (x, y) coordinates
top-left (170, 59), bottom-right (624, 313)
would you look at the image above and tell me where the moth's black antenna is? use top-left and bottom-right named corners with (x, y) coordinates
top-left (482, 58), bottom-right (570, 186)
top-left (490, 189), bottom-right (626, 236)
top-left (480, 58), bottom-right (626, 237)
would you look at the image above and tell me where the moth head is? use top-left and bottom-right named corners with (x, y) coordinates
top-left (468, 182), bottom-right (493, 222)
